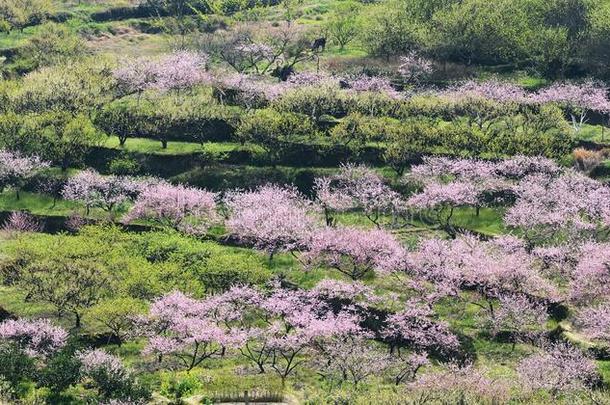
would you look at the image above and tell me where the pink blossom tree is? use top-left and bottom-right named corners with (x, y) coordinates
top-left (406, 181), bottom-right (479, 236)
top-left (517, 343), bottom-right (600, 396)
top-left (302, 226), bottom-right (406, 280)
top-left (387, 351), bottom-right (429, 385)
top-left (485, 293), bottom-right (548, 349)
top-left (77, 348), bottom-right (149, 402)
top-left (152, 51), bottom-right (211, 94)
top-left (494, 155), bottom-right (561, 179)
top-left (0, 150), bottom-right (49, 200)
top-left (78, 348), bottom-right (126, 378)
top-left (113, 56), bottom-right (158, 99)
top-left (505, 171), bottom-right (610, 245)
top-left (407, 235), bottom-right (559, 312)
top-left (257, 296), bottom-right (365, 385)
top-left (213, 73), bottom-right (273, 110)
top-left (261, 309), bottom-right (364, 385)
top-left (408, 363), bottom-right (510, 403)
top-left (124, 182), bottom-right (218, 235)
top-left (575, 303), bottom-right (610, 343)
top-left (314, 164), bottom-right (401, 227)
top-left (312, 336), bottom-right (392, 386)
top-left (224, 184), bottom-right (319, 260)
top-left (407, 156), bottom-right (512, 217)
top-left (62, 169), bottom-right (140, 216)
top-left (210, 283), bottom-right (366, 383)
top-left (139, 291), bottom-right (241, 371)
top-left (381, 299), bottom-right (459, 355)
top-left (569, 242), bottom-right (610, 306)
top-left (398, 52), bottom-right (433, 85)
top-left (114, 51), bottom-right (210, 99)
top-left (533, 81), bottom-right (610, 132)
top-left (0, 318), bottom-right (67, 358)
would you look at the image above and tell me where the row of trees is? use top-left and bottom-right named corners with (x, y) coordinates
top-left (2, 47), bottom-right (606, 170)
top-left (6, 156), bottom-right (610, 331)
top-left (361, 0), bottom-right (610, 79)
top-left (1, 54), bottom-right (588, 171)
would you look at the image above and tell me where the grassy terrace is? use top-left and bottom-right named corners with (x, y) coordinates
top-left (102, 136), bottom-right (261, 156)
top-left (0, 189), bottom-right (505, 238)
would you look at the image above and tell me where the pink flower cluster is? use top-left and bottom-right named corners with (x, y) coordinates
top-left (442, 80), bottom-right (530, 104)
top-left (314, 163), bottom-right (401, 227)
top-left (569, 242), bottom-right (610, 305)
top-left (406, 156), bottom-right (610, 239)
top-left (78, 348), bottom-right (127, 377)
top-left (345, 75), bottom-right (400, 98)
top-left (534, 81), bottom-right (610, 114)
top-left (0, 318), bottom-right (68, 357)
top-left (2, 211), bottom-right (42, 233)
top-left (575, 303), bottom-right (610, 342)
top-left (303, 226), bottom-right (406, 279)
top-left (114, 51), bottom-right (210, 95)
top-left (517, 343), bottom-right (599, 394)
top-left (140, 291), bottom-right (240, 370)
top-left (124, 182), bottom-right (218, 234)
top-left (408, 363), bottom-right (510, 403)
top-left (0, 149), bottom-right (49, 192)
top-left (505, 170), bottom-right (610, 233)
top-left (398, 52), bottom-right (434, 84)
top-left (407, 181), bottom-right (479, 210)
top-left (224, 184), bottom-right (318, 255)
top-left (63, 169), bottom-right (141, 213)
top-left (408, 234), bottom-right (559, 302)
top-left (381, 300), bottom-right (459, 353)
top-left (441, 80), bottom-right (610, 115)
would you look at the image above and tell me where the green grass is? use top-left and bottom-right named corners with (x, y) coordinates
top-left (0, 27), bottom-right (38, 49)
top-left (0, 286), bottom-right (57, 320)
top-left (451, 207), bottom-right (506, 236)
top-left (102, 136), bottom-right (262, 156)
top-left (0, 190), bottom-right (126, 219)
top-left (0, 191), bottom-right (80, 217)
top-left (576, 124), bottom-right (610, 145)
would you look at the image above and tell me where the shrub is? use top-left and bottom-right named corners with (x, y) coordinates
top-left (383, 118), bottom-right (441, 175)
top-left (108, 154), bottom-right (142, 176)
top-left (272, 85), bottom-right (349, 122)
top-left (236, 109), bottom-right (318, 165)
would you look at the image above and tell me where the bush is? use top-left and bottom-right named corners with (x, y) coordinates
top-left (160, 372), bottom-right (202, 402)
top-left (272, 85), bottom-right (350, 122)
top-left (108, 154), bottom-right (142, 176)
top-left (329, 113), bottom-right (399, 157)
top-left (0, 344), bottom-right (35, 398)
top-left (383, 118), bottom-right (441, 174)
top-left (236, 108), bottom-right (319, 165)
top-left (38, 344), bottom-right (82, 397)
top-left (128, 230), bottom-right (271, 293)
top-left (14, 22), bottom-right (84, 73)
